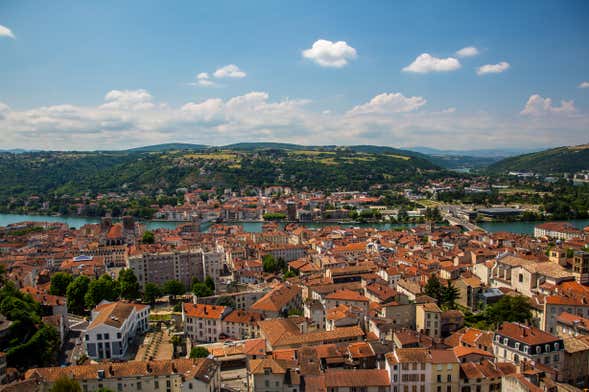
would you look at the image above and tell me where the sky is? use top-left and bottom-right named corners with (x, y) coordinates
top-left (0, 0), bottom-right (588, 151)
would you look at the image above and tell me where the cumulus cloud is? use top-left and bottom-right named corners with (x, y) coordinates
top-left (520, 94), bottom-right (576, 116)
top-left (347, 93), bottom-right (427, 115)
top-left (456, 46), bottom-right (479, 57)
top-left (0, 24), bottom-right (15, 39)
top-left (579, 81), bottom-right (589, 88)
top-left (476, 61), bottom-right (510, 75)
top-left (302, 39), bottom-right (357, 68)
top-left (100, 89), bottom-right (155, 110)
top-left (213, 64), bottom-right (246, 79)
top-left (1, 89), bottom-right (588, 150)
top-left (193, 72), bottom-right (216, 87)
top-left (402, 53), bottom-right (461, 73)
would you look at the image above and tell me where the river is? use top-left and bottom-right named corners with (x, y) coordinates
top-left (0, 213), bottom-right (588, 235)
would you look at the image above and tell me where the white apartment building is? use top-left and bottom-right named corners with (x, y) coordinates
top-left (84, 301), bottom-right (149, 360)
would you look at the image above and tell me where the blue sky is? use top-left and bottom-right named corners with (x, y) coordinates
top-left (1, 0), bottom-right (588, 150)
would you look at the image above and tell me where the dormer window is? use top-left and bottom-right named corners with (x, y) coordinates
top-left (545, 344), bottom-right (550, 352)
top-left (515, 343), bottom-right (520, 350)
top-left (555, 342), bottom-right (560, 350)
top-left (523, 346), bottom-right (529, 353)
top-left (536, 346), bottom-right (541, 354)
top-left (503, 338), bottom-right (508, 345)
top-left (495, 335), bottom-right (500, 342)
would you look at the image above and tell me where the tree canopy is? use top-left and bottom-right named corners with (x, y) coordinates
top-left (66, 275), bottom-right (90, 315)
top-left (84, 274), bottom-right (119, 309)
top-left (162, 280), bottom-right (185, 296)
top-left (118, 268), bottom-right (140, 300)
top-left (49, 376), bottom-right (82, 392)
top-left (143, 283), bottom-right (162, 305)
top-left (190, 346), bottom-right (210, 359)
top-left (465, 295), bottom-right (533, 330)
top-left (49, 272), bottom-right (73, 296)
top-left (192, 282), bottom-right (213, 297)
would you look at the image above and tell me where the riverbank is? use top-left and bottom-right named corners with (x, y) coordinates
top-left (1, 213), bottom-right (588, 236)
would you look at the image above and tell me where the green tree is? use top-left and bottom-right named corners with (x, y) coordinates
top-left (84, 275), bottom-right (119, 309)
top-left (441, 281), bottom-right (460, 309)
top-left (49, 376), bottom-right (82, 392)
top-left (118, 269), bottom-right (140, 300)
top-left (204, 276), bottom-right (215, 291)
top-left (485, 295), bottom-right (533, 327)
top-left (143, 283), bottom-right (162, 305)
top-left (424, 275), bottom-right (443, 302)
top-left (7, 323), bottom-right (60, 368)
top-left (49, 272), bottom-right (74, 296)
top-left (192, 282), bottom-right (213, 297)
top-left (284, 270), bottom-right (296, 279)
top-left (162, 280), bottom-right (185, 296)
top-left (189, 346), bottom-right (210, 358)
top-left (262, 254), bottom-right (286, 273)
top-left (66, 276), bottom-right (90, 315)
top-left (142, 231), bottom-right (155, 244)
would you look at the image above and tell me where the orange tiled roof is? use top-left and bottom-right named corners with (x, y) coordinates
top-left (183, 303), bottom-right (227, 320)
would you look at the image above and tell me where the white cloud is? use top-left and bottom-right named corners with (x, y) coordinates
top-left (1, 89), bottom-right (588, 151)
top-left (456, 46), bottom-right (479, 57)
top-left (579, 81), bottom-right (589, 88)
top-left (100, 89), bottom-right (155, 110)
top-left (402, 53), bottom-right (461, 73)
top-left (476, 61), bottom-right (510, 75)
top-left (520, 94), bottom-right (576, 116)
top-left (194, 72), bottom-right (216, 87)
top-left (302, 39), bottom-right (357, 68)
top-left (347, 93), bottom-right (426, 115)
top-left (213, 64), bottom-right (246, 79)
top-left (0, 24), bottom-right (15, 39)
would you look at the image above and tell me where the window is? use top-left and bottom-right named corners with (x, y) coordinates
top-left (536, 346), bottom-right (541, 354)
top-left (137, 382), bottom-right (142, 390)
top-left (545, 344), bottom-right (550, 352)
top-left (554, 342), bottom-right (560, 350)
top-left (85, 334), bottom-right (89, 341)
top-left (518, 273), bottom-right (523, 283)
top-left (447, 375), bottom-right (451, 382)
top-left (117, 332), bottom-right (122, 339)
top-left (515, 342), bottom-right (520, 350)
top-left (104, 333), bottom-right (109, 340)
top-left (523, 346), bottom-right (529, 353)
top-left (97, 334), bottom-right (102, 340)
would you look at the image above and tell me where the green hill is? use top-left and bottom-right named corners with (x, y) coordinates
top-left (0, 147), bottom-right (442, 205)
top-left (488, 144), bottom-right (589, 174)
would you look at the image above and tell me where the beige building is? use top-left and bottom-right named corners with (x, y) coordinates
top-left (416, 302), bottom-right (442, 339)
top-left (24, 358), bottom-right (220, 392)
top-left (247, 358), bottom-right (300, 392)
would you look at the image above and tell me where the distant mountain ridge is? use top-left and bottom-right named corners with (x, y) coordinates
top-left (124, 142), bottom-right (430, 159)
top-left (408, 146), bottom-right (543, 158)
top-left (126, 143), bottom-right (209, 152)
top-left (488, 143), bottom-right (589, 173)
